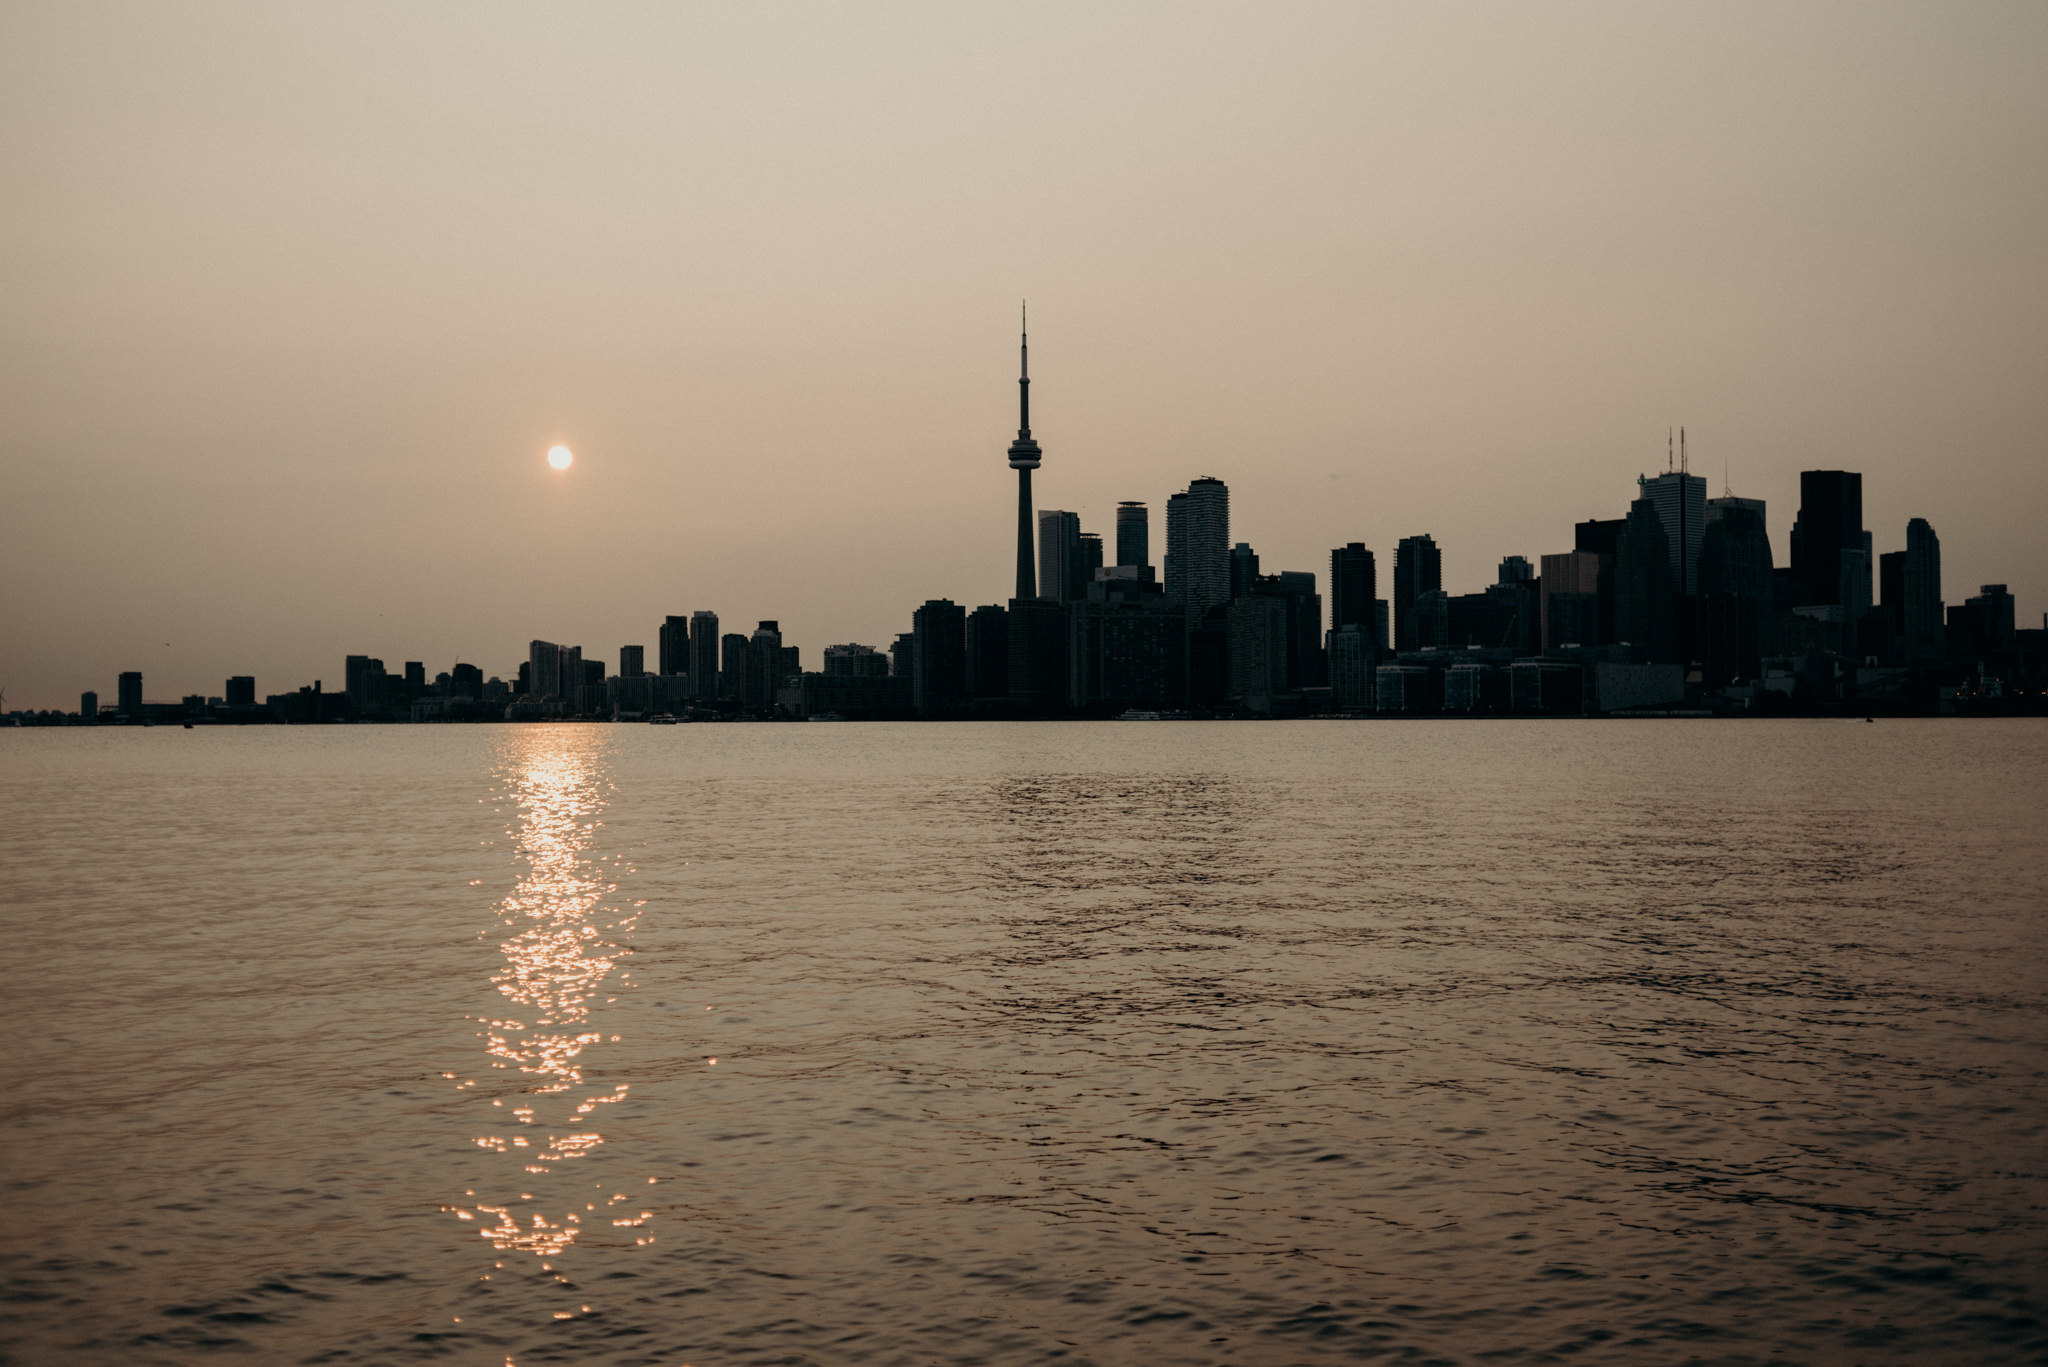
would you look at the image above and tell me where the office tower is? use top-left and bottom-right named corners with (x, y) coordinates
top-left (402, 662), bottom-right (425, 698)
top-left (1699, 502), bottom-right (1773, 682)
top-left (1250, 571), bottom-right (1325, 689)
top-left (1328, 626), bottom-right (1375, 710)
top-left (1964, 584), bottom-right (2016, 653)
top-left (1498, 555), bottom-right (1534, 584)
top-left (689, 611), bottom-right (720, 698)
top-left (719, 633), bottom-right (746, 698)
top-left (525, 643), bottom-right (561, 700)
top-left (1639, 470), bottom-right (1707, 595)
top-left (1068, 586), bottom-right (1186, 712)
top-left (1038, 510), bottom-right (1081, 603)
top-left (225, 676), bottom-right (255, 707)
top-left (1078, 532), bottom-right (1104, 593)
top-left (1574, 517), bottom-right (1626, 646)
top-left (619, 646), bottom-right (645, 678)
top-left (1329, 543), bottom-right (1376, 633)
top-left (1880, 552), bottom-right (1907, 638)
top-left (1228, 593), bottom-right (1290, 712)
top-left (742, 622), bottom-right (783, 709)
top-left (1115, 502), bottom-right (1149, 571)
top-left (1005, 309), bottom-right (1042, 600)
top-left (1165, 477), bottom-right (1229, 622)
top-left (451, 663), bottom-right (483, 698)
top-left (1902, 518), bottom-right (1943, 657)
top-left (1541, 551), bottom-right (1602, 649)
top-left (1706, 494), bottom-right (1766, 533)
top-left (1487, 564), bottom-right (1542, 654)
top-left (1392, 535), bottom-right (1442, 651)
top-left (1412, 590), bottom-right (1450, 650)
top-left (1790, 470), bottom-right (1865, 610)
top-left (965, 604), bottom-right (1010, 699)
top-left (1006, 598), bottom-right (1069, 712)
top-left (891, 632), bottom-right (915, 678)
top-left (561, 647), bottom-right (585, 712)
top-left (911, 599), bottom-right (968, 717)
top-left (1229, 542), bottom-right (1260, 600)
top-left (824, 644), bottom-right (890, 676)
top-left (658, 616), bottom-right (690, 677)
top-left (1448, 590), bottom-right (1518, 649)
top-left (1614, 497), bottom-right (1676, 662)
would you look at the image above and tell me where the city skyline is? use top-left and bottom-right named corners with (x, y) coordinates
top-left (4, 5), bottom-right (2046, 710)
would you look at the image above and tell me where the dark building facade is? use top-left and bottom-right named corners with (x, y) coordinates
top-left (965, 604), bottom-right (1010, 700)
top-left (1329, 543), bottom-right (1376, 634)
top-left (911, 599), bottom-right (968, 717)
top-left (1614, 497), bottom-right (1676, 663)
top-left (1393, 534), bottom-right (1442, 652)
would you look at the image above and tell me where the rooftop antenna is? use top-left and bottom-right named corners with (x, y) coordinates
top-left (1667, 427), bottom-right (1674, 473)
top-left (1681, 425), bottom-right (1688, 475)
top-left (1723, 453), bottom-right (1732, 498)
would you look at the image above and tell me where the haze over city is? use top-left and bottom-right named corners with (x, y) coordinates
top-left (3, 2), bottom-right (2045, 709)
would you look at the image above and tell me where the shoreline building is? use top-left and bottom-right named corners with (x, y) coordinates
top-left (1165, 477), bottom-right (1229, 623)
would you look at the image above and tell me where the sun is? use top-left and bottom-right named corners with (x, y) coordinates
top-left (547, 445), bottom-right (573, 470)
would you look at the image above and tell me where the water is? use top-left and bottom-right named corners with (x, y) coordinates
top-left (2, 720), bottom-right (2044, 1366)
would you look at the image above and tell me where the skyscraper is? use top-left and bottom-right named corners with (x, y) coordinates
top-left (1115, 502), bottom-right (1149, 572)
top-left (1639, 470), bottom-right (1707, 595)
top-left (1392, 535), bottom-right (1441, 652)
top-left (911, 599), bottom-right (967, 717)
top-left (1540, 551), bottom-right (1602, 648)
top-left (689, 611), bottom-right (721, 698)
top-left (117, 671), bottom-right (142, 716)
top-left (1038, 510), bottom-right (1082, 604)
top-left (1229, 542), bottom-right (1260, 600)
top-left (1790, 470), bottom-right (1866, 610)
top-left (658, 616), bottom-right (690, 677)
top-left (743, 621), bottom-right (783, 709)
top-left (1614, 498), bottom-right (1676, 663)
top-left (1902, 518), bottom-right (1943, 658)
top-left (965, 604), bottom-right (1009, 699)
top-left (1329, 543), bottom-right (1376, 634)
top-left (1699, 501), bottom-right (1773, 682)
top-left (1006, 308), bottom-right (1041, 600)
top-left (619, 645), bottom-right (645, 678)
top-left (1166, 477), bottom-right (1229, 622)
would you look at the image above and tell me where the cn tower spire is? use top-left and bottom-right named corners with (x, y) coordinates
top-left (1006, 302), bottom-right (1042, 600)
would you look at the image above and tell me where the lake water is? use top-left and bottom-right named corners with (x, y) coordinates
top-left (1, 720), bottom-right (2044, 1366)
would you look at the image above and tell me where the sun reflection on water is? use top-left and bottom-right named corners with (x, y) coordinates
top-left (446, 732), bottom-right (647, 1261)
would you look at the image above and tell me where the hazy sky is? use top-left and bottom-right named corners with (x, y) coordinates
top-left (3, 2), bottom-right (2044, 708)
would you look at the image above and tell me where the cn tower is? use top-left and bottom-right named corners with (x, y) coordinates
top-left (1006, 305), bottom-right (1041, 600)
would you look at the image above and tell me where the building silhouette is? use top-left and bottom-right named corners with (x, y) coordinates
top-left (1330, 543), bottom-right (1376, 635)
top-left (658, 616), bottom-right (689, 678)
top-left (1115, 501), bottom-right (1149, 572)
top-left (1640, 469), bottom-right (1707, 595)
top-left (1902, 518), bottom-right (1943, 658)
top-left (226, 675), bottom-right (256, 707)
top-left (619, 645), bottom-right (645, 678)
top-left (1038, 510), bottom-right (1082, 603)
top-left (689, 611), bottom-right (720, 699)
top-left (1699, 501), bottom-right (1773, 682)
top-left (911, 599), bottom-right (967, 717)
top-left (1392, 535), bottom-right (1441, 652)
top-left (1614, 497), bottom-right (1676, 663)
top-left (823, 643), bottom-right (890, 676)
top-left (965, 604), bottom-right (1009, 700)
top-left (1166, 477), bottom-right (1229, 622)
top-left (719, 633), bottom-right (746, 699)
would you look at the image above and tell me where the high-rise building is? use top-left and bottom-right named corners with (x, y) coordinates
top-left (719, 633), bottom-right (747, 698)
top-left (1005, 310), bottom-right (1042, 600)
top-left (619, 646), bottom-right (645, 678)
top-left (743, 621), bottom-right (783, 709)
top-left (1068, 589), bottom-right (1185, 712)
top-left (81, 690), bottom-right (100, 719)
top-left (1790, 470), bottom-right (1866, 610)
top-left (1639, 470), bottom-right (1707, 595)
top-left (1574, 517), bottom-right (1626, 646)
top-left (1902, 518), bottom-right (1943, 658)
top-left (1329, 543), bottom-right (1376, 633)
top-left (1077, 532), bottom-right (1104, 595)
top-left (1006, 597), bottom-right (1069, 712)
top-left (1327, 626), bottom-right (1375, 711)
top-left (1540, 551), bottom-right (1603, 649)
top-left (965, 604), bottom-right (1010, 699)
top-left (1038, 510), bottom-right (1082, 604)
top-left (891, 633), bottom-right (915, 678)
top-left (117, 671), bottom-right (143, 716)
top-left (1252, 571), bottom-right (1326, 690)
top-left (1392, 535), bottom-right (1442, 652)
top-left (1699, 502), bottom-right (1773, 683)
top-left (658, 616), bottom-right (690, 678)
top-left (911, 599), bottom-right (968, 717)
top-left (1229, 542), bottom-right (1260, 600)
top-left (1614, 498), bottom-right (1676, 663)
top-left (1498, 555), bottom-right (1534, 584)
top-left (689, 611), bottom-right (720, 699)
top-left (1166, 478), bottom-right (1229, 622)
top-left (225, 676), bottom-right (256, 707)
top-left (1227, 593), bottom-right (1289, 713)
top-left (1115, 502), bottom-right (1149, 572)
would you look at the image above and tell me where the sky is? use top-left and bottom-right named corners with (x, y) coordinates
top-left (2, 1), bottom-right (2044, 709)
